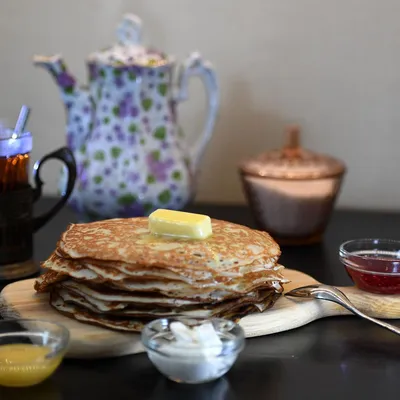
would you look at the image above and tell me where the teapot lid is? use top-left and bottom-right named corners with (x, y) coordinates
top-left (239, 126), bottom-right (346, 180)
top-left (87, 14), bottom-right (171, 68)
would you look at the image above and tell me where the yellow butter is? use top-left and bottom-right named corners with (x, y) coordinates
top-left (149, 209), bottom-right (212, 239)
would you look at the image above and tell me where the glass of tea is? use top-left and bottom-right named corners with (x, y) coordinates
top-left (0, 131), bottom-right (31, 192)
top-left (0, 129), bottom-right (76, 280)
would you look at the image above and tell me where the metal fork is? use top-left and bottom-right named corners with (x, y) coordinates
top-left (285, 284), bottom-right (400, 336)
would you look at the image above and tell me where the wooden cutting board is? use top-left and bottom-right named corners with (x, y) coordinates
top-left (1, 269), bottom-right (400, 359)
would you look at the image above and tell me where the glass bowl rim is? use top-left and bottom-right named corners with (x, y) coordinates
top-left (141, 317), bottom-right (245, 355)
top-left (0, 130), bottom-right (31, 139)
top-left (339, 238), bottom-right (400, 275)
top-left (0, 318), bottom-right (70, 363)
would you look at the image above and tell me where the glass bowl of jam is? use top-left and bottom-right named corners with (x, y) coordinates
top-left (0, 319), bottom-right (70, 387)
top-left (339, 239), bottom-right (400, 294)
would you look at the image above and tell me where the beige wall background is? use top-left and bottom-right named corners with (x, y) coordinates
top-left (0, 0), bottom-right (399, 210)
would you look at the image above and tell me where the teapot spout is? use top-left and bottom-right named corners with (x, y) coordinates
top-left (33, 54), bottom-right (78, 102)
top-left (33, 54), bottom-right (94, 151)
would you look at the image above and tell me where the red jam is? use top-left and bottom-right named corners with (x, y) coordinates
top-left (344, 253), bottom-right (400, 294)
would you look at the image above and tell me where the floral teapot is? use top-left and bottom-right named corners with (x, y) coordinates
top-left (33, 14), bottom-right (219, 221)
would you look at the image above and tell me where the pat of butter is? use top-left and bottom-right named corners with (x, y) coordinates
top-left (149, 209), bottom-right (212, 239)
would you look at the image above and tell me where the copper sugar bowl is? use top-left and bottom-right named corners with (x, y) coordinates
top-left (239, 126), bottom-right (346, 246)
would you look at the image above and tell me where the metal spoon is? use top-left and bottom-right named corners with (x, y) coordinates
top-left (13, 105), bottom-right (30, 137)
top-left (285, 284), bottom-right (400, 336)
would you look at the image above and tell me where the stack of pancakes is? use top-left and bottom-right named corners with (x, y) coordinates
top-left (35, 217), bottom-right (288, 332)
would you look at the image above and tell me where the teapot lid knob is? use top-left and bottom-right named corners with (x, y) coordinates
top-left (282, 125), bottom-right (301, 158)
top-left (117, 13), bottom-right (143, 46)
top-left (88, 13), bottom-right (169, 67)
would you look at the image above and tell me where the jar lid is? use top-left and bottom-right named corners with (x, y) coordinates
top-left (239, 126), bottom-right (346, 180)
top-left (87, 14), bottom-right (171, 68)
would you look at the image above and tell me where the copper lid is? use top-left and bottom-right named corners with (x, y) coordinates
top-left (239, 126), bottom-right (346, 180)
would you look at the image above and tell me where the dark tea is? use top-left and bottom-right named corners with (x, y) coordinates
top-left (0, 153), bottom-right (30, 192)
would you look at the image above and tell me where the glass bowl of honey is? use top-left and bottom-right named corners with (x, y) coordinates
top-left (0, 319), bottom-right (69, 387)
top-left (339, 239), bottom-right (400, 294)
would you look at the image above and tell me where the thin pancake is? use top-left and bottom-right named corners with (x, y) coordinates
top-left (50, 292), bottom-right (146, 332)
top-left (51, 251), bottom-right (210, 282)
top-left (55, 250), bottom-right (279, 281)
top-left (49, 290), bottom-right (280, 332)
top-left (60, 280), bottom-right (209, 306)
top-left (57, 218), bottom-right (281, 271)
top-left (54, 284), bottom-right (278, 317)
top-left (38, 256), bottom-right (287, 299)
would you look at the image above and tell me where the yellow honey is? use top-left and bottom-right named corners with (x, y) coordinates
top-left (0, 344), bottom-right (63, 387)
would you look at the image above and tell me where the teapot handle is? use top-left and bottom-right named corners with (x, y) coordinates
top-left (175, 52), bottom-right (219, 172)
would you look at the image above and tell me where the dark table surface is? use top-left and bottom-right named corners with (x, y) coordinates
top-left (1, 199), bottom-right (400, 400)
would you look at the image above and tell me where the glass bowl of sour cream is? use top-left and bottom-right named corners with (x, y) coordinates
top-left (141, 317), bottom-right (245, 384)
